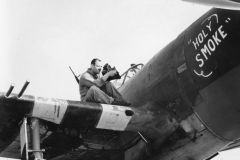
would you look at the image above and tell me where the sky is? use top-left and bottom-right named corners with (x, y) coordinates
top-left (0, 0), bottom-right (211, 100)
top-left (0, 0), bottom-right (240, 159)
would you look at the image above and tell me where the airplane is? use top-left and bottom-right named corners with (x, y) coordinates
top-left (1, 5), bottom-right (240, 160)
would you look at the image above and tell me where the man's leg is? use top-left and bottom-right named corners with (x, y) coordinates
top-left (101, 82), bottom-right (130, 106)
top-left (84, 86), bottom-right (114, 104)
top-left (100, 82), bottom-right (122, 99)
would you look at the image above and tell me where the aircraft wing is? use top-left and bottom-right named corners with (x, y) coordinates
top-left (0, 91), bottom-right (155, 159)
top-left (220, 139), bottom-right (240, 152)
top-left (182, 0), bottom-right (240, 10)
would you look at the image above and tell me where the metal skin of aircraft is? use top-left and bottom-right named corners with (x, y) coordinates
top-left (1, 7), bottom-right (240, 160)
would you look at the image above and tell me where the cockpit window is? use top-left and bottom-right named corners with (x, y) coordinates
top-left (113, 63), bottom-right (144, 89)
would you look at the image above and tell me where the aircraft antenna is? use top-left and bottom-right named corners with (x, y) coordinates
top-left (5, 84), bottom-right (15, 97)
top-left (17, 80), bottom-right (30, 98)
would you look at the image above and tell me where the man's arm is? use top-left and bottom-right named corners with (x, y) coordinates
top-left (80, 73), bottom-right (105, 88)
top-left (80, 70), bottom-right (117, 88)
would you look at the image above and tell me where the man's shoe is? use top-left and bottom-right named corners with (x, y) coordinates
top-left (112, 98), bottom-right (131, 106)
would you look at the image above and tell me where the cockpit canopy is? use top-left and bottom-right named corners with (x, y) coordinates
top-left (113, 63), bottom-right (144, 89)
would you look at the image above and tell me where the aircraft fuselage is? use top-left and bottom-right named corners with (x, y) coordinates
top-left (119, 8), bottom-right (240, 160)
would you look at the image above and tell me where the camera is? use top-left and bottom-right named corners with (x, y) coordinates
top-left (102, 63), bottom-right (121, 81)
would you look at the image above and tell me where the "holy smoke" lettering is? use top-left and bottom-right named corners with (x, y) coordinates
top-left (192, 22), bottom-right (227, 67)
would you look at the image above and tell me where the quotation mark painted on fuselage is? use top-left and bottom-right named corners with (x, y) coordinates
top-left (225, 17), bottom-right (231, 23)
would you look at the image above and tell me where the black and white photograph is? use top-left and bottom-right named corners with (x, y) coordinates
top-left (0, 0), bottom-right (240, 159)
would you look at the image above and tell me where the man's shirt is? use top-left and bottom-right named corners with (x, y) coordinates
top-left (79, 68), bottom-right (105, 100)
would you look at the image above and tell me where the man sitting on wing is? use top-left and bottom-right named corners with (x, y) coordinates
top-left (79, 58), bottom-right (130, 106)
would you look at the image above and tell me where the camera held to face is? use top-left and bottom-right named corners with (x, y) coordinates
top-left (102, 63), bottom-right (121, 81)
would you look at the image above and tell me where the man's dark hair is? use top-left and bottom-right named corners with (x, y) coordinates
top-left (91, 58), bottom-right (101, 65)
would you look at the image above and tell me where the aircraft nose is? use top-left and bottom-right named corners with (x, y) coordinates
top-left (184, 8), bottom-right (240, 141)
top-left (185, 9), bottom-right (240, 90)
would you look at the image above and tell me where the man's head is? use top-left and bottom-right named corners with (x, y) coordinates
top-left (90, 58), bottom-right (102, 74)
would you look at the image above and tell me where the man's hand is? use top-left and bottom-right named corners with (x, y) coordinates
top-left (102, 70), bottom-right (116, 82)
top-left (108, 70), bottom-right (116, 76)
